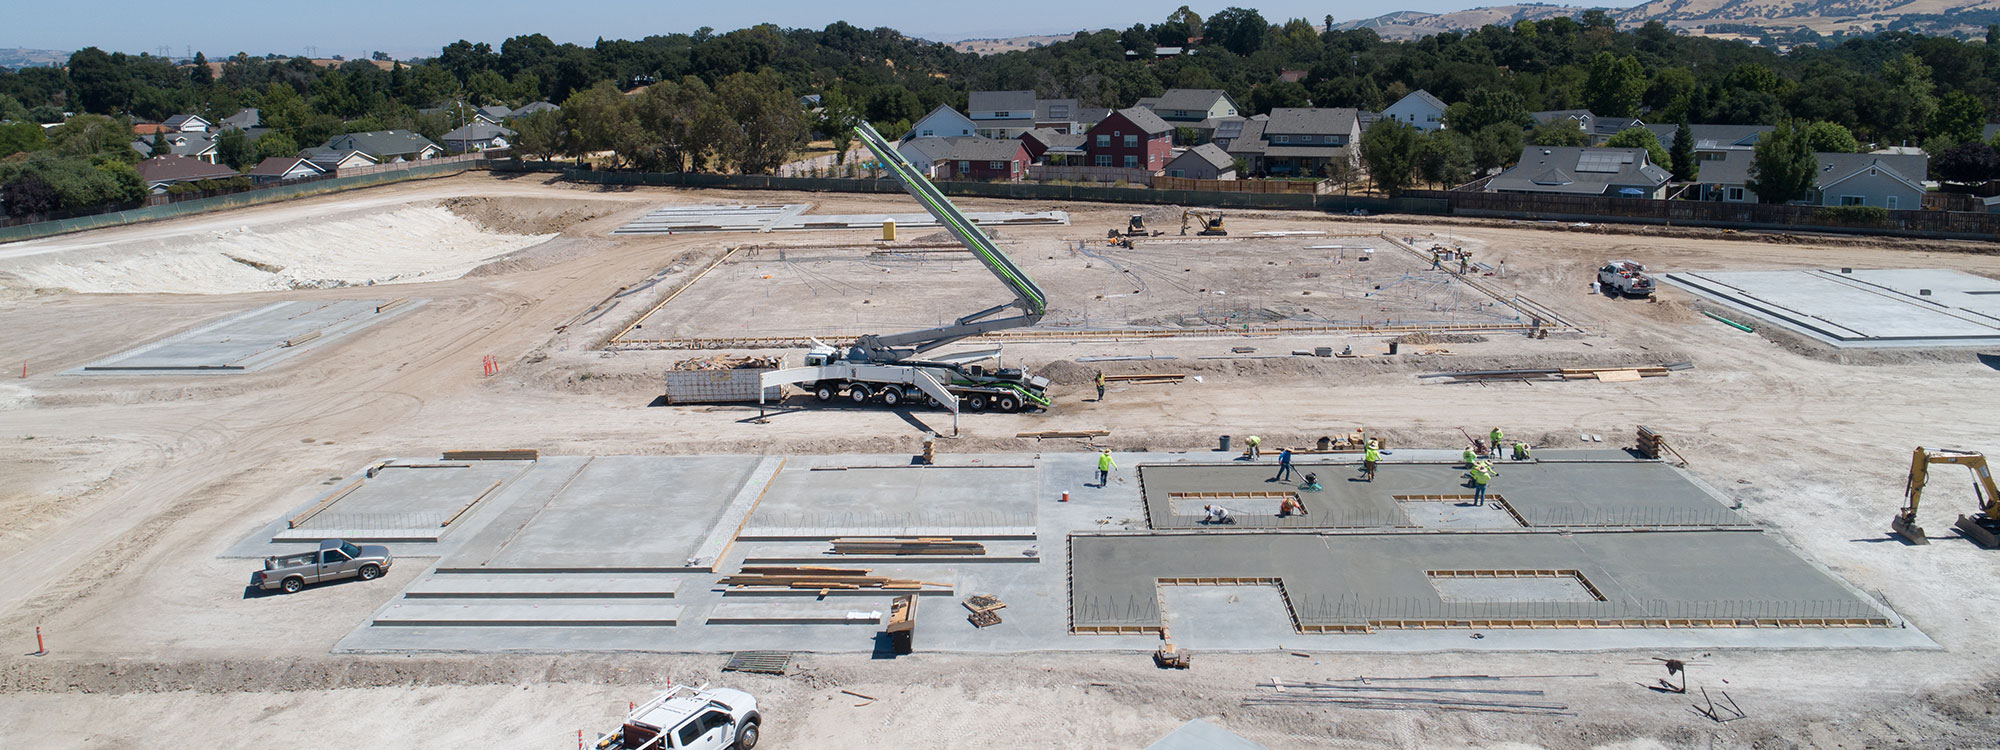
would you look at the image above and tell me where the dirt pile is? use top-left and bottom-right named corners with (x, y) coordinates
top-left (440, 196), bottom-right (628, 235)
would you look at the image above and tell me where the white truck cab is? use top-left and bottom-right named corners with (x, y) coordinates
top-left (597, 684), bottom-right (761, 750)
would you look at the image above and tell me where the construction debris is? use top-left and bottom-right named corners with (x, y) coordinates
top-left (1102, 373), bottom-right (1185, 385)
top-left (1154, 643), bottom-right (1191, 669)
top-left (722, 650), bottom-right (793, 675)
top-left (831, 538), bottom-right (986, 556)
top-left (885, 594), bottom-right (918, 654)
top-left (671, 354), bottom-right (784, 371)
top-left (964, 594), bottom-right (1006, 628)
top-left (1691, 687), bottom-right (1746, 723)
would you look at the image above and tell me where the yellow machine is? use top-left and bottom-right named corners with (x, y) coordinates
top-left (1891, 447), bottom-right (2000, 547)
top-left (1180, 209), bottom-right (1226, 236)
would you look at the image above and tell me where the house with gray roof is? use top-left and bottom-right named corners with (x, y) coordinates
top-left (1139, 89), bottom-right (1245, 144)
top-left (442, 122), bottom-right (515, 153)
top-left (1531, 109), bottom-right (1646, 144)
top-left (968, 90), bottom-right (1039, 138)
top-left (162, 114), bottom-right (210, 133)
top-left (931, 137), bottom-right (1031, 181)
top-left (1692, 150), bottom-right (1926, 208)
top-left (301, 147), bottom-right (381, 172)
top-left (905, 105), bottom-right (977, 141)
top-left (1643, 123), bottom-right (1772, 164)
top-left (134, 154), bottom-right (239, 192)
top-left (1381, 90), bottom-right (1448, 132)
top-left (1486, 146), bottom-right (1671, 198)
top-left (511, 101), bottom-right (559, 117)
top-left (322, 130), bottom-right (441, 162)
top-left (220, 108), bottom-right (261, 130)
top-left (1224, 108), bottom-right (1362, 176)
top-left (1162, 143), bottom-right (1237, 180)
top-left (130, 131), bottom-right (219, 163)
top-left (1019, 128), bottom-right (1087, 164)
top-left (245, 156), bottom-right (327, 184)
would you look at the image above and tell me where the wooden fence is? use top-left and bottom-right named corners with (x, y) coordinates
top-left (1025, 165), bottom-right (1155, 184)
top-left (1151, 175), bottom-right (1329, 194)
top-left (1409, 189), bottom-right (2000, 239)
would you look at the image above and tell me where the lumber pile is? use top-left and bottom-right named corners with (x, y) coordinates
top-left (441, 449), bottom-right (539, 461)
top-left (831, 538), bottom-right (986, 556)
top-left (1423, 362), bottom-right (1690, 384)
top-left (671, 354), bottom-right (783, 371)
top-left (1016, 429), bottom-right (1110, 439)
top-left (721, 566), bottom-right (944, 590)
top-left (1102, 373), bottom-right (1185, 385)
top-left (963, 594), bottom-right (1006, 627)
top-left (1560, 366), bottom-right (1667, 381)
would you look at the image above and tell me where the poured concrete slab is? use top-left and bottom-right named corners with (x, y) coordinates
top-left (288, 462), bottom-right (530, 532)
top-left (612, 203), bottom-right (1068, 235)
top-left (706, 601), bottom-right (894, 625)
top-left (1159, 586), bottom-right (1300, 649)
top-left (1139, 461), bottom-right (1747, 529)
top-left (403, 573), bottom-right (681, 598)
top-left (1666, 268), bottom-right (2000, 347)
top-left (76, 299), bottom-right (424, 373)
top-left (1146, 719), bottom-right (1268, 750)
top-left (451, 456), bottom-right (762, 571)
top-left (741, 460), bottom-right (1038, 539)
top-left (372, 601), bottom-right (682, 626)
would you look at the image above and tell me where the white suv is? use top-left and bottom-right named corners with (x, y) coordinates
top-left (596, 684), bottom-right (761, 750)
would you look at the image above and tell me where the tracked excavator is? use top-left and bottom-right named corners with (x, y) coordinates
top-left (758, 122), bottom-right (1052, 417)
top-left (1890, 447), bottom-right (2000, 548)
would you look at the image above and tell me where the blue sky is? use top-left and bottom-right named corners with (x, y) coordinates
top-left (6, 0), bottom-right (1627, 59)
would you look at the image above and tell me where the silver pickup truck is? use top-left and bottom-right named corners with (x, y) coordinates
top-left (252, 539), bottom-right (393, 593)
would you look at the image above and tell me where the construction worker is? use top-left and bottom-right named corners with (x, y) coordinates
top-left (1275, 448), bottom-right (1295, 481)
top-left (1512, 441), bottom-right (1532, 461)
top-left (1461, 445), bottom-right (1478, 468)
top-left (1362, 439), bottom-right (1381, 482)
top-left (1458, 253), bottom-right (1470, 274)
top-left (1431, 250), bottom-right (1442, 270)
top-left (1095, 370), bottom-right (1107, 402)
top-left (1245, 435), bottom-right (1262, 460)
top-left (1096, 449), bottom-right (1116, 486)
top-left (1488, 427), bottom-right (1505, 459)
top-left (1202, 504), bottom-right (1236, 525)
top-left (1469, 460), bottom-right (1493, 506)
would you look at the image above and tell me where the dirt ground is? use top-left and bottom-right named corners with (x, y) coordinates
top-left (3, 172), bottom-right (2000, 748)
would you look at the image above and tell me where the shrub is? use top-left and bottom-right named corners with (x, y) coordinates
top-left (1815, 205), bottom-right (1890, 225)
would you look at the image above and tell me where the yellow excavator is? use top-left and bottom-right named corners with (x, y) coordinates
top-left (1890, 447), bottom-right (2000, 547)
top-left (1180, 209), bottom-right (1226, 236)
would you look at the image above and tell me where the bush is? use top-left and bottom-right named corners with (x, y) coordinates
top-left (1815, 205), bottom-right (1890, 225)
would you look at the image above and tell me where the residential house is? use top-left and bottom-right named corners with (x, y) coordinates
top-left (1034, 99), bottom-right (1083, 134)
top-left (968, 90), bottom-right (1038, 139)
top-left (1161, 143), bottom-right (1237, 180)
top-left (905, 105), bottom-right (977, 140)
top-left (1692, 150), bottom-right (1926, 208)
top-left (477, 105), bottom-right (513, 123)
top-left (799, 94), bottom-right (823, 109)
top-left (511, 101), bottom-right (559, 117)
top-left (162, 114), bottom-right (210, 133)
top-left (134, 154), bottom-right (239, 193)
top-left (1019, 128), bottom-right (1087, 164)
top-left (1210, 117), bottom-right (1251, 150)
top-left (1380, 90), bottom-right (1448, 132)
top-left (1138, 88), bottom-right (1244, 142)
top-left (130, 131), bottom-right (219, 163)
top-left (1126, 46), bottom-right (1188, 59)
top-left (131, 122), bottom-right (171, 136)
top-left (301, 147), bottom-right (381, 172)
top-left (442, 122), bottom-right (515, 152)
top-left (932, 138), bottom-right (1031, 181)
top-left (220, 108), bottom-right (261, 130)
top-left (896, 136), bottom-right (963, 177)
top-left (1084, 107), bottom-right (1174, 172)
top-left (1530, 109), bottom-right (1645, 144)
top-left (1643, 123), bottom-right (1772, 165)
top-left (1278, 68), bottom-right (1308, 83)
top-left (322, 130), bottom-right (442, 162)
top-left (244, 156), bottom-right (327, 184)
top-left (1225, 108), bottom-right (1362, 176)
top-left (419, 104), bottom-right (507, 126)
top-left (1485, 146), bottom-right (1672, 198)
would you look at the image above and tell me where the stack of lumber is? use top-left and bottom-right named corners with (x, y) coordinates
top-left (1103, 373), bottom-right (1185, 384)
top-left (1016, 429), bottom-right (1110, 439)
top-left (830, 538), bottom-right (986, 556)
top-left (721, 566), bottom-right (943, 590)
top-left (963, 594), bottom-right (1006, 627)
top-left (1560, 366), bottom-right (1667, 382)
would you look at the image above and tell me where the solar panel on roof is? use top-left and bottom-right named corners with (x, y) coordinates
top-left (1575, 150), bottom-right (1633, 173)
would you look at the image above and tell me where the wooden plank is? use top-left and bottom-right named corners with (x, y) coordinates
top-left (1595, 369), bottom-right (1643, 382)
top-left (439, 479), bottom-right (505, 527)
top-left (288, 478), bottom-right (363, 529)
top-left (375, 297), bottom-right (411, 314)
top-left (1015, 429), bottom-right (1110, 439)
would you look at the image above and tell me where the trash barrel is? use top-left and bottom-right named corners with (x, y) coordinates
top-left (1219, 435), bottom-right (1232, 452)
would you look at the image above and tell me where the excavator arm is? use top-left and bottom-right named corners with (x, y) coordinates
top-left (1891, 447), bottom-right (2000, 547)
top-left (847, 122), bottom-right (1047, 361)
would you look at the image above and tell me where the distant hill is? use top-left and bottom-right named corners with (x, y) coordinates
top-left (0, 48), bottom-right (70, 69)
top-left (948, 34), bottom-right (1076, 55)
top-left (1337, 0), bottom-right (2000, 41)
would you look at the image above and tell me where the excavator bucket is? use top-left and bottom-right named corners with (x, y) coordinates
top-left (1890, 513), bottom-right (1929, 545)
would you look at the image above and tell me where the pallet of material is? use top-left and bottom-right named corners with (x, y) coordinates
top-left (830, 538), bottom-right (987, 556)
top-left (1016, 429), bottom-right (1110, 439)
top-left (441, 449), bottom-right (539, 461)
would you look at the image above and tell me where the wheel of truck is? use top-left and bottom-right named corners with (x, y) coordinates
top-left (734, 719), bottom-right (760, 750)
top-left (967, 395), bottom-right (987, 411)
top-left (849, 386), bottom-right (871, 403)
top-left (358, 564), bottom-right (382, 581)
top-left (281, 577), bottom-right (304, 594)
top-left (996, 395), bottom-right (1019, 412)
top-left (815, 385), bottom-right (835, 402)
top-left (881, 389), bottom-right (901, 406)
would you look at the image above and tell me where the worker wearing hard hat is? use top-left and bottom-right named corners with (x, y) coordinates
top-left (1245, 435), bottom-right (1262, 460)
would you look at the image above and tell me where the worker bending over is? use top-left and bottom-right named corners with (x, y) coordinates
top-left (1245, 435), bottom-right (1262, 460)
top-left (1203, 504), bottom-right (1237, 525)
top-left (1461, 445), bottom-right (1479, 468)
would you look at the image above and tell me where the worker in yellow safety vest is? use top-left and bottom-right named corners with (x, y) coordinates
top-left (1488, 427), bottom-right (1504, 459)
top-left (1096, 449), bottom-right (1116, 486)
top-left (1512, 441), bottom-right (1532, 461)
top-left (1362, 440), bottom-right (1381, 482)
top-left (1245, 435), bottom-right (1262, 460)
top-left (1469, 460), bottom-right (1493, 506)
top-left (1461, 445), bottom-right (1478, 467)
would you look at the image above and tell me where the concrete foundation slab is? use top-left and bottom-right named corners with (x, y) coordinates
top-left (1159, 585), bottom-right (1300, 649)
top-left (403, 573), bottom-right (682, 599)
top-left (371, 601), bottom-right (682, 626)
top-left (1666, 268), bottom-right (2000, 347)
top-left (706, 601), bottom-right (896, 625)
top-left (611, 203), bottom-right (1068, 235)
top-left (75, 299), bottom-right (424, 373)
top-left (740, 460), bottom-right (1038, 539)
top-left (450, 456), bottom-right (762, 571)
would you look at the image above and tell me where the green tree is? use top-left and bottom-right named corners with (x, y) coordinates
top-left (1929, 91), bottom-right (1986, 147)
top-left (1470, 122), bottom-right (1525, 173)
top-left (254, 131), bottom-right (299, 161)
top-left (511, 108), bottom-right (564, 162)
top-left (559, 82), bottom-right (635, 166)
top-left (190, 51), bottom-right (213, 85)
top-left (1604, 126), bottom-right (1670, 169)
top-left (1447, 89), bottom-right (1530, 133)
top-left (1360, 119), bottom-right (1422, 195)
top-left (1527, 119), bottom-right (1589, 147)
top-left (1747, 120), bottom-right (1817, 204)
top-left (1669, 120), bottom-right (1697, 182)
top-left (1798, 121), bottom-right (1858, 153)
top-left (1879, 53), bottom-right (1936, 145)
top-left (817, 90), bottom-right (861, 166)
top-left (1248, 81), bottom-right (1309, 114)
top-left (1416, 129), bottom-right (1475, 187)
top-left (1583, 52), bottom-right (1646, 118)
top-left (0, 121), bottom-right (48, 157)
top-left (631, 76), bottom-right (725, 172)
top-left (66, 47), bottom-right (133, 114)
top-left (1203, 7), bottom-right (1268, 55)
top-left (215, 128), bottom-right (254, 169)
top-left (47, 114), bottom-right (137, 161)
top-left (713, 70), bottom-right (808, 174)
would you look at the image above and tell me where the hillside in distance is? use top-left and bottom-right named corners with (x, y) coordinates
top-left (1336, 0), bottom-right (2000, 41)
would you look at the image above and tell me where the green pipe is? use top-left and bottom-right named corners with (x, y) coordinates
top-left (1703, 310), bottom-right (1754, 332)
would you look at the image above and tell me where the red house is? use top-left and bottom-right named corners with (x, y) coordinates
top-left (933, 138), bottom-right (1031, 181)
top-left (1084, 107), bottom-right (1173, 172)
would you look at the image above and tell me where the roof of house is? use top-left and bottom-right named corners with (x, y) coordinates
top-left (1212, 118), bottom-right (1248, 141)
top-left (221, 108), bottom-right (261, 130)
top-left (1487, 146), bottom-right (1670, 195)
top-left (302, 147), bottom-right (381, 168)
top-left (131, 122), bottom-right (170, 135)
top-left (1531, 109), bottom-right (1594, 124)
top-left (969, 90), bottom-right (1037, 114)
top-left (245, 156), bottom-right (326, 177)
top-left (1226, 119), bottom-right (1270, 154)
top-left (1263, 108), bottom-right (1361, 135)
top-left (1077, 107), bottom-right (1112, 125)
top-left (1034, 99), bottom-right (1079, 121)
top-left (130, 131), bottom-right (217, 158)
top-left (1392, 89), bottom-right (1448, 112)
top-left (898, 137), bottom-right (964, 162)
top-left (1172, 143), bottom-right (1235, 171)
top-left (1593, 116), bottom-right (1645, 135)
top-left (1152, 89), bottom-right (1232, 115)
top-left (135, 155), bottom-right (238, 184)
top-left (1696, 150), bottom-right (1927, 190)
top-left (975, 118), bottom-right (1037, 131)
top-left (1104, 106), bottom-right (1173, 135)
top-left (1643, 123), bottom-right (1771, 151)
top-left (443, 122), bottom-right (516, 141)
top-left (325, 130), bottom-right (439, 156)
top-left (478, 105), bottom-right (513, 120)
top-left (936, 137), bottom-right (1027, 162)
top-left (1134, 97), bottom-right (1161, 109)
top-left (512, 101), bottom-right (559, 116)
top-left (1358, 111), bottom-right (1382, 130)
top-left (1021, 128), bottom-right (1088, 151)
top-left (162, 114), bottom-right (209, 129)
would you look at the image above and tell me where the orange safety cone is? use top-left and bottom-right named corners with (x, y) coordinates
top-left (1060, 491), bottom-right (1070, 503)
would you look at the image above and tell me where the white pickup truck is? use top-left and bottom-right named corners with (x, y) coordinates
top-left (596, 684), bottom-right (761, 750)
